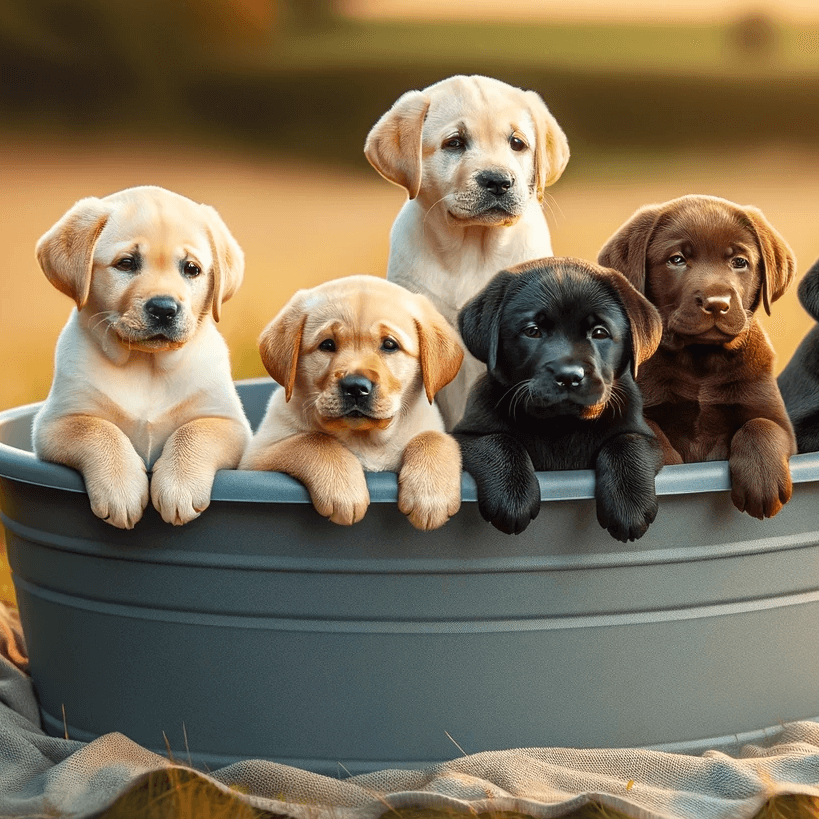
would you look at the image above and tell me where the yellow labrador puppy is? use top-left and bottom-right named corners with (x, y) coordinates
top-left (33, 185), bottom-right (251, 529)
top-left (240, 275), bottom-right (464, 530)
top-left (365, 74), bottom-right (570, 428)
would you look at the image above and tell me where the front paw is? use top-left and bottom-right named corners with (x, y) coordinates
top-left (596, 490), bottom-right (658, 542)
top-left (86, 455), bottom-right (150, 530)
top-left (398, 466), bottom-right (461, 531)
top-left (731, 457), bottom-right (792, 519)
top-left (308, 470), bottom-right (370, 525)
top-left (478, 471), bottom-right (540, 535)
top-left (150, 458), bottom-right (215, 526)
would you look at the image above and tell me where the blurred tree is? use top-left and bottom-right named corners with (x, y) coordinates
top-left (728, 11), bottom-right (780, 61)
top-left (278, 0), bottom-right (339, 32)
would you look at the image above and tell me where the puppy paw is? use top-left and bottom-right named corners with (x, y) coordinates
top-left (730, 420), bottom-right (794, 519)
top-left (478, 472), bottom-right (541, 535)
top-left (399, 431), bottom-right (462, 530)
top-left (398, 468), bottom-right (461, 531)
top-left (150, 459), bottom-right (215, 526)
top-left (596, 491), bottom-right (658, 542)
top-left (308, 471), bottom-right (370, 526)
top-left (731, 459), bottom-right (792, 519)
top-left (86, 458), bottom-right (150, 530)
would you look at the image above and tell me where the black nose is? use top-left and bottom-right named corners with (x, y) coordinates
top-left (339, 375), bottom-right (373, 399)
top-left (476, 170), bottom-right (514, 197)
top-left (554, 365), bottom-right (585, 389)
top-left (145, 297), bottom-right (179, 325)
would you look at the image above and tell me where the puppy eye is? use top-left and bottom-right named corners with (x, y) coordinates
top-left (443, 136), bottom-right (466, 150)
top-left (113, 257), bottom-right (136, 272)
top-left (522, 324), bottom-right (542, 338)
top-left (381, 338), bottom-right (400, 352)
top-left (183, 260), bottom-right (201, 278)
top-left (318, 339), bottom-right (336, 352)
top-left (509, 136), bottom-right (527, 152)
top-left (668, 254), bottom-right (686, 266)
top-left (590, 325), bottom-right (610, 340)
top-left (731, 257), bottom-right (749, 270)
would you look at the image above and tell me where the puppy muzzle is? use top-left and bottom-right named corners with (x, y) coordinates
top-left (667, 288), bottom-right (749, 343)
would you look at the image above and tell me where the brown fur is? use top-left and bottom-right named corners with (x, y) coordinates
top-left (598, 194), bottom-right (796, 518)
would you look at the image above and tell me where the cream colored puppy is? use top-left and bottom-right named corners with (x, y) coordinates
top-left (240, 275), bottom-right (464, 530)
top-left (33, 185), bottom-right (251, 529)
top-left (365, 74), bottom-right (570, 428)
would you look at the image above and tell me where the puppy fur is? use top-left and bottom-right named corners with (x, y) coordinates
top-left (778, 257), bottom-right (819, 453)
top-left (598, 194), bottom-right (796, 519)
top-left (33, 185), bottom-right (251, 528)
top-left (365, 74), bottom-right (570, 429)
top-left (453, 258), bottom-right (663, 542)
top-left (240, 275), bottom-right (464, 530)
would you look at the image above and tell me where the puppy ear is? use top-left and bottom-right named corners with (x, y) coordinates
top-left (258, 294), bottom-right (308, 402)
top-left (741, 205), bottom-right (796, 315)
top-left (797, 258), bottom-right (819, 322)
top-left (458, 270), bottom-right (516, 374)
top-left (35, 197), bottom-right (110, 309)
top-left (204, 205), bottom-right (245, 323)
top-left (525, 90), bottom-right (570, 199)
top-left (597, 204), bottom-right (665, 293)
top-left (364, 89), bottom-right (430, 200)
top-left (601, 268), bottom-right (663, 378)
top-left (413, 307), bottom-right (464, 403)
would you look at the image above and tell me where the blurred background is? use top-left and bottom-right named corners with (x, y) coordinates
top-left (2, 0), bottom-right (819, 602)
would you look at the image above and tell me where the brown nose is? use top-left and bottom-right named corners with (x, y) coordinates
top-left (698, 294), bottom-right (731, 315)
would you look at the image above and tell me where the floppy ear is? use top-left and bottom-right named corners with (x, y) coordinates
top-left (458, 270), bottom-right (517, 374)
top-left (35, 197), bottom-right (110, 309)
top-left (203, 205), bottom-right (245, 323)
top-left (597, 204), bottom-right (665, 293)
top-left (797, 258), bottom-right (819, 322)
top-left (364, 89), bottom-right (430, 200)
top-left (257, 294), bottom-right (308, 402)
top-left (600, 267), bottom-right (663, 378)
top-left (525, 89), bottom-right (570, 199)
top-left (413, 306), bottom-right (464, 403)
top-left (741, 205), bottom-right (796, 315)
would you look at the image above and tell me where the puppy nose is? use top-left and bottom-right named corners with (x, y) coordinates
top-left (554, 365), bottom-right (585, 389)
top-left (700, 295), bottom-right (731, 315)
top-left (145, 297), bottom-right (179, 324)
top-left (476, 170), bottom-right (514, 197)
top-left (339, 375), bottom-right (373, 399)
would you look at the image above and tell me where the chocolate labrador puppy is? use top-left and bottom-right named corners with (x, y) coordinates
top-left (453, 257), bottom-right (663, 542)
top-left (778, 257), bottom-right (819, 453)
top-left (599, 194), bottom-right (796, 519)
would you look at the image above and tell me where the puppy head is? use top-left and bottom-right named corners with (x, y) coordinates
top-left (36, 185), bottom-right (243, 352)
top-left (364, 74), bottom-right (569, 224)
top-left (459, 258), bottom-right (661, 419)
top-left (598, 194), bottom-right (795, 348)
top-left (258, 275), bottom-right (463, 433)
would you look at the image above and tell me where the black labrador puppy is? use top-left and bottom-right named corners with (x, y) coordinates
top-left (779, 257), bottom-right (819, 452)
top-left (453, 257), bottom-right (664, 541)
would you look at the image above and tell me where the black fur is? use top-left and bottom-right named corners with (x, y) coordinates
top-left (778, 257), bottom-right (819, 453)
top-left (453, 258), bottom-right (663, 541)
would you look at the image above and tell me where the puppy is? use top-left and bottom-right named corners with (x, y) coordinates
top-left (239, 276), bottom-right (464, 530)
top-left (778, 257), bottom-right (819, 452)
top-left (453, 258), bottom-right (663, 542)
top-left (598, 194), bottom-right (796, 519)
top-left (33, 186), bottom-right (251, 528)
top-left (365, 74), bottom-right (570, 429)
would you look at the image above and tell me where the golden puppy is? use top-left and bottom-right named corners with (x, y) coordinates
top-left (33, 185), bottom-right (251, 529)
top-left (365, 74), bottom-right (570, 428)
top-left (240, 276), bottom-right (464, 530)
